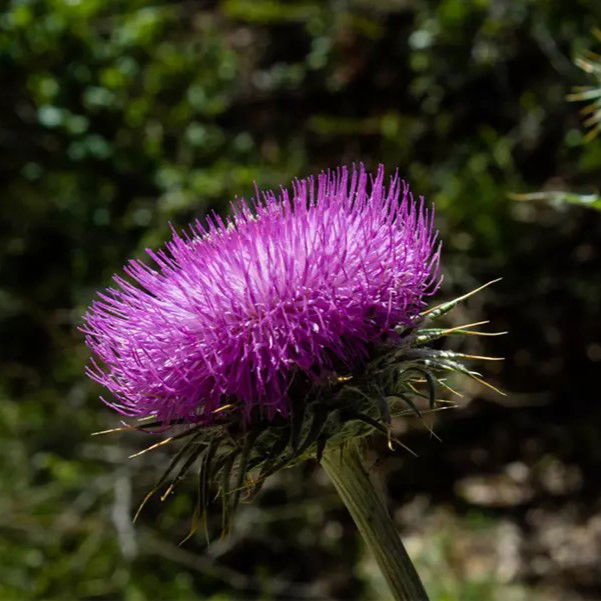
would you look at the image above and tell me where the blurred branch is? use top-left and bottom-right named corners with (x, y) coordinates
top-left (140, 526), bottom-right (329, 599)
top-left (111, 470), bottom-right (138, 560)
top-left (509, 190), bottom-right (601, 210)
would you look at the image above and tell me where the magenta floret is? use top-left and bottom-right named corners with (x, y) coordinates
top-left (82, 165), bottom-right (440, 425)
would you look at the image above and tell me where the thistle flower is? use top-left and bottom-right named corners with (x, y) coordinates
top-left (83, 165), bottom-right (440, 427)
top-left (85, 166), bottom-right (503, 600)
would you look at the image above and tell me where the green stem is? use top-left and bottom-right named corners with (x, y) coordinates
top-left (321, 444), bottom-right (429, 601)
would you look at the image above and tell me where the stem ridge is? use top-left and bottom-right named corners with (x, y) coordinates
top-left (321, 444), bottom-right (429, 601)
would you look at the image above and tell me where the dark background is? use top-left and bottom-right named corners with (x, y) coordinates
top-left (1, 1), bottom-right (601, 600)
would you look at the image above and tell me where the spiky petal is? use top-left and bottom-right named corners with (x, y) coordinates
top-left (82, 165), bottom-right (440, 425)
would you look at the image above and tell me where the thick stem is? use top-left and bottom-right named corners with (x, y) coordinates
top-left (321, 444), bottom-right (429, 601)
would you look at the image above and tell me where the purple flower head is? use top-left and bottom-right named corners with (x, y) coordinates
top-left (82, 165), bottom-right (440, 427)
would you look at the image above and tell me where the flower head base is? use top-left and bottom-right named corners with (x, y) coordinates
top-left (83, 165), bottom-right (440, 427)
top-left (91, 279), bottom-right (503, 534)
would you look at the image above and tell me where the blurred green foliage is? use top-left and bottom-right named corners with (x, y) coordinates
top-left (1, 1), bottom-right (601, 600)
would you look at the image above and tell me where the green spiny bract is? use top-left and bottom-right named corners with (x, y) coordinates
top-left (97, 281), bottom-right (504, 539)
